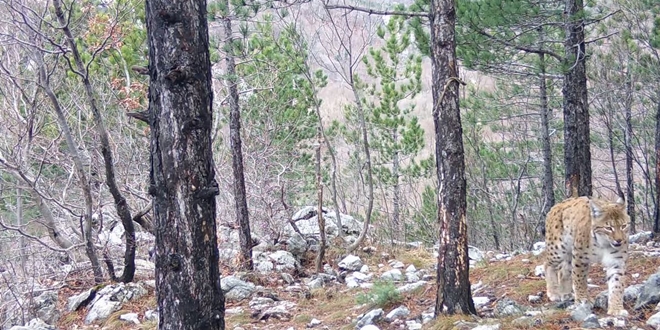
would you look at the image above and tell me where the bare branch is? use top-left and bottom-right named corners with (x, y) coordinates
top-left (0, 216), bottom-right (83, 253)
top-left (325, 3), bottom-right (428, 18)
top-left (585, 31), bottom-right (619, 45)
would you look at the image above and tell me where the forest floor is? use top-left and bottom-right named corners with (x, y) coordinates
top-left (55, 243), bottom-right (660, 330)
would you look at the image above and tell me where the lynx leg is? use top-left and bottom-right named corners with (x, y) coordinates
top-left (558, 260), bottom-right (573, 301)
top-left (606, 264), bottom-right (628, 316)
top-left (571, 249), bottom-right (590, 304)
top-left (545, 262), bottom-right (561, 302)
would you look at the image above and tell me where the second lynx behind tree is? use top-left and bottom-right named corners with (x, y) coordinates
top-left (544, 195), bottom-right (630, 316)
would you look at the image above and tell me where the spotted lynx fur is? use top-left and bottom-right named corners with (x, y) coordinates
top-left (544, 196), bottom-right (630, 316)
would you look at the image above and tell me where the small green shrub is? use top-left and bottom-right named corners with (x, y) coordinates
top-left (356, 280), bottom-right (402, 308)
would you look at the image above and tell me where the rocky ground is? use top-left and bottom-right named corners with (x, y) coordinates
top-left (9, 230), bottom-right (660, 330)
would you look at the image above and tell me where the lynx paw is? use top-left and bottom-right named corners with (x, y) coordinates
top-left (547, 292), bottom-right (562, 302)
top-left (607, 308), bottom-right (629, 317)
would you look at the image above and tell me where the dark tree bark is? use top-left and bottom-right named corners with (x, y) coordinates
top-left (562, 0), bottom-right (592, 197)
top-left (430, 0), bottom-right (476, 316)
top-left (624, 77), bottom-right (635, 233)
top-left (222, 0), bottom-right (253, 271)
top-left (538, 35), bottom-right (555, 237)
top-left (146, 0), bottom-right (225, 327)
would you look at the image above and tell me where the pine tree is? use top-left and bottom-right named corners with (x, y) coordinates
top-left (355, 16), bottom-right (425, 243)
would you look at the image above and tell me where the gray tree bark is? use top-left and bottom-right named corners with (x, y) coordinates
top-left (315, 130), bottom-right (326, 273)
top-left (53, 0), bottom-right (137, 282)
top-left (346, 86), bottom-right (375, 253)
top-left (392, 148), bottom-right (402, 243)
top-left (36, 49), bottom-right (103, 283)
top-left (221, 0), bottom-right (253, 271)
top-left (654, 89), bottom-right (660, 236)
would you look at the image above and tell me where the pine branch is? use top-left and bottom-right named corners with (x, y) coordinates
top-left (472, 27), bottom-right (564, 62)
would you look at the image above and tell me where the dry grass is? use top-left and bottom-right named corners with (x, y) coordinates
top-left (296, 286), bottom-right (367, 325)
top-left (397, 246), bottom-right (437, 269)
top-left (53, 244), bottom-right (660, 330)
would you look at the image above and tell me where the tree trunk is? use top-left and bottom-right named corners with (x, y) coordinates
top-left (146, 0), bottom-right (225, 327)
top-left (605, 110), bottom-right (623, 199)
top-left (346, 86), bottom-right (375, 253)
top-left (327, 145), bottom-right (344, 238)
top-left (16, 189), bottom-right (27, 273)
top-left (53, 0), bottom-right (136, 283)
top-left (392, 148), bottom-right (402, 243)
top-left (625, 76), bottom-right (635, 233)
top-left (538, 49), bottom-right (554, 237)
top-left (222, 0), bottom-right (253, 271)
top-left (654, 90), bottom-right (660, 236)
top-left (430, 0), bottom-right (476, 316)
top-left (315, 130), bottom-right (326, 273)
top-left (562, 0), bottom-right (592, 198)
top-left (37, 50), bottom-right (103, 283)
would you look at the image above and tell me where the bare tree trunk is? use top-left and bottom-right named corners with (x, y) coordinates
top-left (315, 130), bottom-right (326, 273)
top-left (52, 0), bottom-right (136, 283)
top-left (654, 90), bottom-right (660, 236)
top-left (16, 189), bottom-right (27, 273)
top-left (392, 149), bottom-right (402, 243)
top-left (222, 0), bottom-right (253, 271)
top-left (326, 138), bottom-right (343, 239)
top-left (346, 87), bottom-right (374, 253)
top-left (562, 0), bottom-right (592, 198)
top-left (624, 75), bottom-right (635, 233)
top-left (603, 104), bottom-right (623, 200)
top-left (146, 0), bottom-right (225, 326)
top-left (430, 0), bottom-right (476, 316)
top-left (538, 48), bottom-right (554, 237)
top-left (36, 52), bottom-right (103, 283)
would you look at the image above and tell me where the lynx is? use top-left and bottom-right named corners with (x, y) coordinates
top-left (544, 196), bottom-right (630, 316)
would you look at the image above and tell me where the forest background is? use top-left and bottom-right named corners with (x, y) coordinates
top-left (0, 0), bottom-right (658, 297)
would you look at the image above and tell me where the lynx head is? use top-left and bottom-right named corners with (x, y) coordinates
top-left (590, 197), bottom-right (630, 248)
